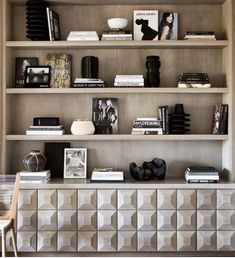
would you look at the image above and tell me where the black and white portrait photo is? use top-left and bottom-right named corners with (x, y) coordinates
top-left (159, 12), bottom-right (178, 40)
top-left (133, 10), bottom-right (159, 40)
top-left (92, 98), bottom-right (118, 134)
top-left (15, 57), bottom-right (38, 87)
top-left (64, 148), bottom-right (87, 178)
top-left (25, 66), bottom-right (51, 88)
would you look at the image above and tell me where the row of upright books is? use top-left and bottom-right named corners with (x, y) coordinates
top-left (185, 166), bottom-right (219, 183)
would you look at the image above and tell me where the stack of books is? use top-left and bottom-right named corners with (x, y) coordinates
top-left (184, 31), bottom-right (216, 40)
top-left (185, 166), bottom-right (219, 183)
top-left (131, 118), bottom-right (163, 135)
top-left (73, 78), bottom-right (105, 88)
top-left (114, 75), bottom-right (144, 87)
top-left (90, 168), bottom-right (124, 182)
top-left (178, 73), bottom-right (211, 88)
top-left (67, 31), bottom-right (99, 41)
top-left (26, 125), bottom-right (64, 135)
top-left (101, 30), bottom-right (133, 41)
top-left (19, 170), bottom-right (51, 183)
top-left (212, 104), bottom-right (228, 134)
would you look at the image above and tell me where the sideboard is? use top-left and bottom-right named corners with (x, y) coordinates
top-left (2, 180), bottom-right (235, 255)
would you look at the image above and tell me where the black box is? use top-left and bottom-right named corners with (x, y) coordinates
top-left (33, 117), bottom-right (59, 126)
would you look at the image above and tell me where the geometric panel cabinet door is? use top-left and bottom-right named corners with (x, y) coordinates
top-left (17, 231), bottom-right (37, 252)
top-left (77, 210), bottom-right (97, 230)
top-left (58, 210), bottom-right (77, 231)
top-left (157, 190), bottom-right (176, 210)
top-left (118, 231), bottom-right (137, 252)
top-left (137, 189), bottom-right (156, 210)
top-left (217, 190), bottom-right (235, 209)
top-left (118, 190), bottom-right (137, 209)
top-left (118, 210), bottom-right (137, 231)
top-left (137, 231), bottom-right (157, 252)
top-left (78, 190), bottom-right (97, 210)
top-left (38, 210), bottom-right (57, 231)
top-left (217, 210), bottom-right (235, 230)
top-left (177, 190), bottom-right (196, 210)
top-left (197, 210), bottom-right (216, 231)
top-left (18, 190), bottom-right (37, 210)
top-left (17, 210), bottom-right (37, 231)
top-left (77, 231), bottom-right (97, 252)
top-left (217, 231), bottom-right (235, 251)
top-left (97, 231), bottom-right (117, 252)
top-left (138, 210), bottom-right (157, 231)
top-left (197, 231), bottom-right (216, 251)
top-left (97, 210), bottom-right (116, 231)
top-left (38, 190), bottom-right (57, 210)
top-left (197, 190), bottom-right (216, 210)
top-left (58, 190), bottom-right (77, 210)
top-left (37, 231), bottom-right (57, 252)
top-left (157, 231), bottom-right (177, 251)
top-left (57, 231), bottom-right (77, 252)
top-left (177, 231), bottom-right (196, 251)
top-left (157, 210), bottom-right (176, 231)
top-left (97, 190), bottom-right (116, 210)
top-left (177, 210), bottom-right (196, 231)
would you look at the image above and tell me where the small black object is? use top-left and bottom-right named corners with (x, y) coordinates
top-left (44, 142), bottom-right (70, 178)
top-left (33, 117), bottom-right (59, 126)
top-left (81, 56), bottom-right (99, 79)
top-left (129, 158), bottom-right (166, 181)
top-left (169, 104), bottom-right (191, 134)
top-left (146, 56), bottom-right (161, 87)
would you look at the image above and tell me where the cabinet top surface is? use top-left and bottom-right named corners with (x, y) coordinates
top-left (18, 178), bottom-right (235, 189)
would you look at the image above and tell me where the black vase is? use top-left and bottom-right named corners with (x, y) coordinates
top-left (146, 56), bottom-right (161, 87)
top-left (23, 150), bottom-right (47, 172)
top-left (81, 56), bottom-right (99, 78)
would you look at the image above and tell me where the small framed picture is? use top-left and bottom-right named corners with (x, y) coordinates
top-left (24, 66), bottom-right (51, 88)
top-left (64, 148), bottom-right (87, 178)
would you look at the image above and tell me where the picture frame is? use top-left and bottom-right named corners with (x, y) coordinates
top-left (64, 148), bottom-right (87, 179)
top-left (24, 66), bottom-right (51, 88)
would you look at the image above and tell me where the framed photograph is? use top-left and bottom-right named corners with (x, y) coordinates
top-left (159, 12), bottom-right (178, 40)
top-left (51, 10), bottom-right (61, 40)
top-left (15, 57), bottom-right (38, 88)
top-left (64, 148), bottom-right (87, 178)
top-left (133, 10), bottom-right (159, 40)
top-left (24, 66), bottom-right (51, 88)
top-left (92, 98), bottom-right (118, 134)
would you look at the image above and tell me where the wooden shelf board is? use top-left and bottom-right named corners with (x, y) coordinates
top-left (9, 0), bottom-right (227, 5)
top-left (5, 134), bottom-right (229, 141)
top-left (6, 87), bottom-right (228, 94)
top-left (5, 40), bottom-right (229, 49)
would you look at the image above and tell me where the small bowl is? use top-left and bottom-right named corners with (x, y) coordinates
top-left (107, 18), bottom-right (128, 30)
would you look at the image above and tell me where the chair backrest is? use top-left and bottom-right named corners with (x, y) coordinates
top-left (9, 173), bottom-right (20, 220)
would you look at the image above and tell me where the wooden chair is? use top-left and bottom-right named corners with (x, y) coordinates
top-left (0, 174), bottom-right (20, 257)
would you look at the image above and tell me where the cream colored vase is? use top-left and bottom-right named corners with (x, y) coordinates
top-left (70, 120), bottom-right (95, 135)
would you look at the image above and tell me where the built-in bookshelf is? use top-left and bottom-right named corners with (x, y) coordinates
top-left (1, 0), bottom-right (234, 181)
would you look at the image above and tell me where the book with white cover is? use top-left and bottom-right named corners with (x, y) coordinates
top-left (26, 130), bottom-right (64, 135)
top-left (19, 170), bottom-right (50, 176)
top-left (91, 168), bottom-right (124, 182)
top-left (178, 83), bottom-right (211, 88)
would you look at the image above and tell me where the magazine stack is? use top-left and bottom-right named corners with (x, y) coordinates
top-left (185, 166), bottom-right (219, 183)
top-left (26, 125), bottom-right (64, 135)
top-left (67, 31), bottom-right (99, 41)
top-left (73, 78), bottom-right (105, 88)
top-left (90, 168), bottom-right (124, 182)
top-left (114, 75), bottom-right (144, 87)
top-left (101, 31), bottom-right (133, 41)
top-left (184, 31), bottom-right (216, 40)
top-left (177, 73), bottom-right (211, 88)
top-left (132, 118), bottom-right (163, 135)
top-left (19, 170), bottom-right (51, 183)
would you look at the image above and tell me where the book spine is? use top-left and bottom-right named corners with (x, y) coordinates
top-left (159, 106), bottom-right (169, 134)
top-left (49, 9), bottom-right (55, 41)
top-left (46, 8), bottom-right (52, 41)
top-left (212, 104), bottom-right (221, 134)
top-left (219, 104), bottom-right (228, 134)
top-left (72, 83), bottom-right (104, 88)
top-left (133, 120), bottom-right (162, 128)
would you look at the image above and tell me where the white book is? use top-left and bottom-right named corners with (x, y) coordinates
top-left (102, 34), bottom-right (132, 38)
top-left (132, 127), bottom-right (163, 131)
top-left (91, 171), bottom-right (124, 181)
top-left (29, 125), bottom-right (63, 129)
top-left (26, 130), bottom-right (64, 135)
top-left (69, 31), bottom-right (98, 35)
top-left (19, 170), bottom-right (50, 176)
top-left (115, 78), bottom-right (144, 82)
top-left (178, 83), bottom-right (211, 88)
top-left (114, 83), bottom-right (144, 87)
top-left (116, 75), bottom-right (144, 78)
top-left (185, 175), bottom-right (219, 180)
top-left (20, 179), bottom-right (50, 183)
top-left (101, 37), bottom-right (133, 41)
top-left (46, 7), bottom-right (52, 41)
top-left (67, 37), bottom-right (99, 41)
top-left (136, 118), bottom-right (160, 121)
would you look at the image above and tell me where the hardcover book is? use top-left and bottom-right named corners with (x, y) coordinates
top-left (159, 12), bottom-right (178, 40)
top-left (15, 57), bottom-right (38, 87)
top-left (133, 10), bottom-right (159, 41)
top-left (46, 54), bottom-right (72, 88)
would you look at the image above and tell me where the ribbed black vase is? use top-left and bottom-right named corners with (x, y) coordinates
top-left (169, 104), bottom-right (191, 134)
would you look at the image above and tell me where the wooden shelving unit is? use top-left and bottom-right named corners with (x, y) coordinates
top-left (1, 0), bottom-right (234, 182)
top-left (5, 134), bottom-right (229, 141)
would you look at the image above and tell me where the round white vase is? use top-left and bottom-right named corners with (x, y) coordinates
top-left (70, 120), bottom-right (95, 135)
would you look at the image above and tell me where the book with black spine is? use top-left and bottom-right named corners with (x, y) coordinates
top-left (220, 104), bottom-right (228, 134)
top-left (73, 83), bottom-right (105, 88)
top-left (133, 120), bottom-right (162, 128)
top-left (186, 166), bottom-right (218, 172)
top-left (159, 105), bottom-right (169, 134)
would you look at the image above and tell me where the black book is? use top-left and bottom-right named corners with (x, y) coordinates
top-left (185, 31), bottom-right (215, 36)
top-left (72, 83), bottom-right (105, 88)
top-left (133, 120), bottom-right (162, 128)
top-left (187, 166), bottom-right (218, 172)
top-left (219, 104), bottom-right (228, 134)
top-left (159, 106), bottom-right (169, 134)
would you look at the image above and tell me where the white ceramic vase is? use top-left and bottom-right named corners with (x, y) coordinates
top-left (70, 119), bottom-right (95, 135)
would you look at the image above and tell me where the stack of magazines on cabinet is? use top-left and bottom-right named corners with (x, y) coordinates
top-left (177, 73), bottom-right (211, 88)
top-left (67, 31), bottom-right (99, 41)
top-left (73, 78), bottom-right (105, 88)
top-left (212, 104), bottom-right (228, 135)
top-left (184, 31), bottom-right (216, 40)
top-left (101, 30), bottom-right (133, 41)
top-left (185, 166), bottom-right (219, 183)
top-left (19, 170), bottom-right (51, 183)
top-left (26, 125), bottom-right (64, 135)
top-left (132, 118), bottom-right (163, 135)
top-left (114, 75), bottom-right (144, 87)
top-left (90, 168), bottom-right (124, 182)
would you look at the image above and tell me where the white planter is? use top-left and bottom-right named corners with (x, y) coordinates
top-left (70, 120), bottom-right (95, 135)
